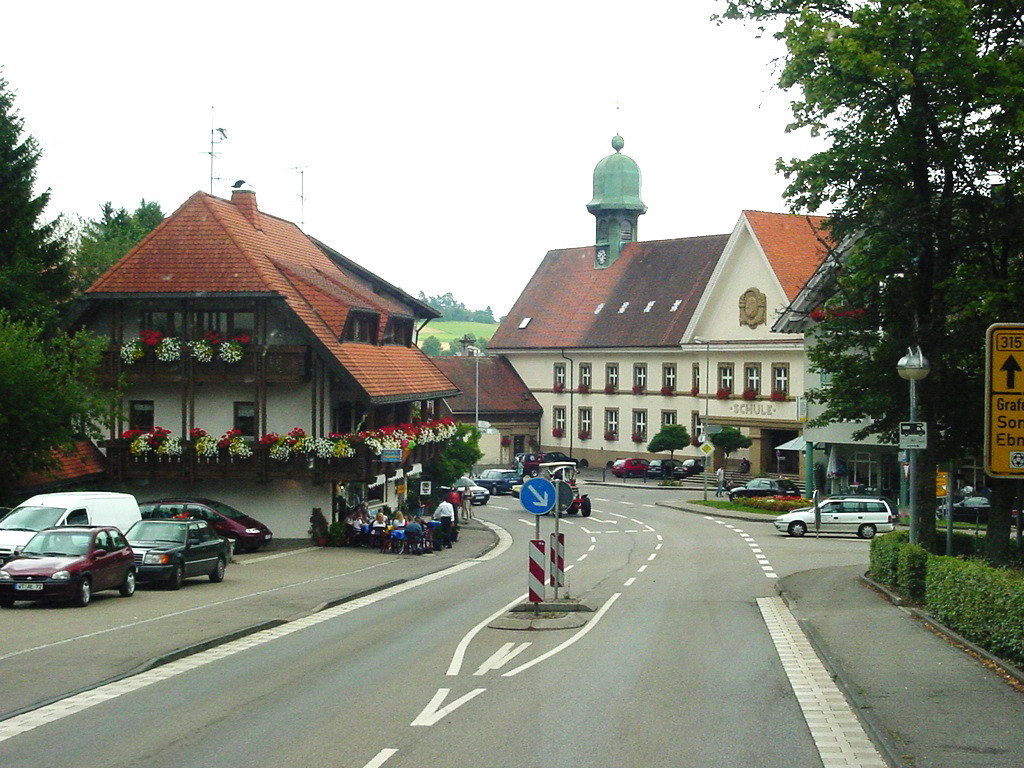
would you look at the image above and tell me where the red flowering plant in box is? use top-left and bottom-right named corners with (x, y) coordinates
top-left (218, 427), bottom-right (252, 458)
top-left (191, 428), bottom-right (219, 456)
top-left (123, 426), bottom-right (180, 456)
top-left (770, 390), bottom-right (787, 401)
top-left (203, 330), bottom-right (224, 345)
top-left (631, 432), bottom-right (646, 443)
top-left (716, 387), bottom-right (731, 399)
top-left (632, 384), bottom-right (645, 395)
top-left (690, 385), bottom-right (700, 396)
top-left (578, 430), bottom-right (591, 440)
top-left (139, 329), bottom-right (165, 347)
top-left (501, 435), bottom-right (512, 446)
top-left (742, 388), bottom-right (758, 400)
top-left (604, 384), bottom-right (616, 394)
top-left (690, 436), bottom-right (701, 447)
top-left (551, 427), bottom-right (564, 438)
top-left (577, 383), bottom-right (590, 394)
top-left (604, 431), bottom-right (617, 441)
top-left (553, 382), bottom-right (565, 393)
top-left (660, 385), bottom-right (674, 396)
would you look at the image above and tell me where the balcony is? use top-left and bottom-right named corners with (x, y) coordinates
top-left (103, 439), bottom-right (441, 486)
top-left (99, 345), bottom-right (310, 385)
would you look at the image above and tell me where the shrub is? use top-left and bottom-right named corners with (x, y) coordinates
top-left (740, 496), bottom-right (813, 513)
top-left (896, 543), bottom-right (929, 604)
top-left (869, 530), bottom-right (909, 586)
top-left (326, 521), bottom-right (347, 546)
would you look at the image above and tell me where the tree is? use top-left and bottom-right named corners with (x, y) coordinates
top-left (0, 73), bottom-right (74, 327)
top-left (647, 424), bottom-right (690, 458)
top-left (420, 336), bottom-right (442, 356)
top-left (711, 426), bottom-right (752, 457)
top-left (720, 1), bottom-right (1024, 558)
top-left (0, 312), bottom-right (113, 502)
top-left (71, 200), bottom-right (164, 292)
top-left (429, 422), bottom-right (483, 496)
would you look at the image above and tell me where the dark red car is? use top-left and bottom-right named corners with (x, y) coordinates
top-left (0, 526), bottom-right (136, 607)
top-left (139, 498), bottom-right (273, 552)
top-left (611, 458), bottom-right (649, 478)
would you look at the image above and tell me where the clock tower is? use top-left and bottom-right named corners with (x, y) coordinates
top-left (587, 135), bottom-right (646, 269)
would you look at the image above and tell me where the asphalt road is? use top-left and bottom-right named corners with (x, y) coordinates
top-left (0, 483), bottom-right (880, 767)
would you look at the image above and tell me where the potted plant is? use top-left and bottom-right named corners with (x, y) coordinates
top-left (326, 520), bottom-right (347, 547)
top-left (604, 384), bottom-right (616, 394)
top-left (660, 385), bottom-right (674, 396)
top-left (716, 387), bottom-right (731, 399)
top-left (631, 432), bottom-right (645, 443)
top-left (578, 430), bottom-right (591, 440)
top-left (770, 390), bottom-right (787, 401)
top-left (308, 508), bottom-right (329, 546)
top-left (742, 388), bottom-right (758, 400)
top-left (552, 427), bottom-right (564, 438)
top-left (604, 430), bottom-right (617, 441)
top-left (553, 382), bottom-right (565, 393)
top-left (578, 383), bottom-right (591, 394)
top-left (632, 384), bottom-right (644, 394)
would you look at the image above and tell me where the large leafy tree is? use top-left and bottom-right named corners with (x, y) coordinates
top-left (647, 423), bottom-right (691, 458)
top-left (0, 312), bottom-right (113, 503)
top-left (71, 200), bottom-right (164, 292)
top-left (720, 1), bottom-right (1024, 558)
top-left (0, 73), bottom-right (74, 327)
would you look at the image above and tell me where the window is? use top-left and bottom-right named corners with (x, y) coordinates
top-left (605, 408), bottom-right (619, 437)
top-left (692, 411), bottom-right (703, 441)
top-left (632, 410), bottom-right (647, 439)
top-left (718, 364), bottom-right (734, 394)
top-left (661, 410), bottom-right (677, 426)
top-left (553, 363), bottom-right (566, 388)
top-left (606, 364), bottom-right (619, 390)
top-left (382, 318), bottom-right (413, 345)
top-left (579, 407), bottom-right (592, 435)
top-left (140, 310), bottom-right (184, 336)
top-left (692, 363), bottom-right (701, 391)
top-left (580, 363), bottom-right (592, 387)
top-left (194, 311), bottom-right (255, 338)
top-left (344, 312), bottom-right (378, 343)
top-left (633, 363), bottom-right (647, 391)
top-left (772, 363), bottom-right (790, 395)
top-left (129, 400), bottom-right (154, 431)
top-left (744, 363), bottom-right (761, 394)
top-left (620, 220), bottom-right (633, 242)
top-left (234, 402), bottom-right (256, 437)
top-left (663, 364), bottom-right (676, 390)
top-left (553, 407), bottom-right (566, 432)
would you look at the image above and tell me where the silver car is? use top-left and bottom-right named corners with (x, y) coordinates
top-left (774, 497), bottom-right (895, 539)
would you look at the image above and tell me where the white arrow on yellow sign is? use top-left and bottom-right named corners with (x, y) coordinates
top-left (985, 323), bottom-right (1024, 477)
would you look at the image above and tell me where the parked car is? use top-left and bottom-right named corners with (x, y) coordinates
top-left (126, 519), bottom-right (229, 589)
top-left (474, 469), bottom-right (522, 495)
top-left (774, 497), bottom-right (896, 539)
top-left (139, 498), bottom-right (273, 553)
top-left (0, 491), bottom-right (141, 564)
top-left (442, 479), bottom-right (490, 505)
top-left (674, 458), bottom-right (706, 479)
top-left (514, 451), bottom-right (589, 477)
top-left (936, 495), bottom-right (990, 523)
top-left (611, 458), bottom-right (649, 478)
top-left (727, 477), bottom-right (802, 501)
top-left (0, 526), bottom-right (136, 607)
top-left (646, 459), bottom-right (684, 479)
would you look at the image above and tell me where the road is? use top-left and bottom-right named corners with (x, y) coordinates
top-left (0, 483), bottom-right (881, 767)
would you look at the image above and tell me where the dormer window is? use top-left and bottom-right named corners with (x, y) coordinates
top-left (382, 318), bottom-right (413, 346)
top-left (344, 311), bottom-right (379, 343)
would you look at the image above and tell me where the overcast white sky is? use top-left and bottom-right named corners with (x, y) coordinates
top-left (2, 1), bottom-right (817, 317)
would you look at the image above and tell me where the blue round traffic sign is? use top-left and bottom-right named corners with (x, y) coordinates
top-left (520, 477), bottom-right (556, 515)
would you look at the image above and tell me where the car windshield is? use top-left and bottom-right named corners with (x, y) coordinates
top-left (0, 505), bottom-right (64, 532)
top-left (203, 500), bottom-right (247, 520)
top-left (21, 530), bottom-right (92, 557)
top-left (127, 522), bottom-right (187, 544)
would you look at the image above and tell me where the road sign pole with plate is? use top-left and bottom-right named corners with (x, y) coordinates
top-left (985, 323), bottom-right (1024, 477)
top-left (520, 477), bottom-right (555, 588)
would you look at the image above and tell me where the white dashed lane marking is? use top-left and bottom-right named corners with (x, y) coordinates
top-left (704, 515), bottom-right (777, 578)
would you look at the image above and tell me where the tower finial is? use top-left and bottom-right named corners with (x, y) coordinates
top-left (611, 134), bottom-right (624, 153)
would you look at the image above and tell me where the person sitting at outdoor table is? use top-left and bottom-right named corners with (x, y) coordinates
top-left (405, 517), bottom-right (424, 554)
top-left (391, 511), bottom-right (407, 529)
top-left (344, 511), bottom-right (361, 546)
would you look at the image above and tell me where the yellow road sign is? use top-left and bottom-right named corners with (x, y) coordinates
top-left (935, 470), bottom-right (948, 498)
top-left (985, 323), bottom-right (1024, 477)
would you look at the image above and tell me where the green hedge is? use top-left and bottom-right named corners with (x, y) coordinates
top-left (869, 531), bottom-right (1024, 668)
top-left (740, 496), bottom-right (813, 513)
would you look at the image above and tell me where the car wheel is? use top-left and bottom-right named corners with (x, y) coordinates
top-left (858, 523), bottom-right (877, 539)
top-left (578, 459), bottom-right (589, 469)
top-left (74, 577), bottom-right (92, 607)
top-left (166, 563), bottom-right (184, 590)
top-left (118, 569), bottom-right (136, 597)
top-left (788, 521), bottom-right (807, 537)
top-left (529, 469), bottom-right (539, 477)
top-left (209, 556), bottom-right (226, 583)
top-left (0, 597), bottom-right (14, 608)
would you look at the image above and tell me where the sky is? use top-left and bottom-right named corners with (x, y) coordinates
top-left (2, 1), bottom-right (818, 318)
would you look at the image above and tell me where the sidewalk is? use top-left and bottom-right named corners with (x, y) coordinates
top-left (661, 498), bottom-right (1024, 767)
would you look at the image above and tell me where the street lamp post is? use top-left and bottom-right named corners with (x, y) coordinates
top-left (694, 337), bottom-right (712, 501)
top-left (897, 346), bottom-right (930, 545)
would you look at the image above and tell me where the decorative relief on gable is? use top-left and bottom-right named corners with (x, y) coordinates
top-left (738, 287), bottom-right (767, 328)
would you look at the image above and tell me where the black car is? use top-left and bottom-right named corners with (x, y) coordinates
top-left (474, 469), bottom-right (522, 495)
top-left (126, 519), bottom-right (229, 589)
top-left (673, 458), bottom-right (706, 479)
top-left (727, 477), bottom-right (802, 501)
top-left (647, 459), bottom-right (684, 478)
top-left (936, 495), bottom-right (990, 524)
top-left (514, 452), bottom-right (589, 476)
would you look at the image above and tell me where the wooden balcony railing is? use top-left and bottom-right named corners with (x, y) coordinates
top-left (99, 345), bottom-right (310, 384)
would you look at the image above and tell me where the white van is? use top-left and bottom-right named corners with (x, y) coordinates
top-left (0, 492), bottom-right (141, 561)
top-left (773, 496), bottom-right (896, 539)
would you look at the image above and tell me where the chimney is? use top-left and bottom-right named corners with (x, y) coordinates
top-left (230, 181), bottom-right (261, 229)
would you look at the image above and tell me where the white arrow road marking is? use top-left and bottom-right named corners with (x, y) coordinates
top-left (362, 748), bottom-right (398, 768)
top-left (411, 688), bottom-right (486, 726)
top-left (473, 642), bottom-right (532, 675)
top-left (447, 593), bottom-right (526, 675)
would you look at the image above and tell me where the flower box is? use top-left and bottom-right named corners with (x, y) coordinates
top-left (551, 427), bottom-right (564, 438)
top-left (501, 435), bottom-right (511, 446)
top-left (604, 431), bottom-right (617, 441)
top-left (742, 388), bottom-right (758, 400)
top-left (577, 383), bottom-right (591, 394)
top-left (632, 384), bottom-right (644, 395)
top-left (690, 436), bottom-right (701, 447)
top-left (770, 391), bottom-right (787, 401)
top-left (604, 385), bottom-right (617, 394)
top-left (631, 433), bottom-right (646, 443)
top-left (660, 385), bottom-right (674, 396)
top-left (690, 385), bottom-right (700, 396)
top-left (716, 388), bottom-right (731, 399)
top-left (578, 430), bottom-right (591, 440)
top-left (553, 383), bottom-right (565, 393)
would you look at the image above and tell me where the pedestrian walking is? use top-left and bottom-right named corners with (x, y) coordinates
top-left (460, 486), bottom-right (473, 522)
top-left (715, 466), bottom-right (726, 497)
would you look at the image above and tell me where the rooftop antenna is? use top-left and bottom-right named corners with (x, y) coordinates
top-left (208, 107), bottom-right (228, 194)
top-left (290, 165), bottom-right (309, 228)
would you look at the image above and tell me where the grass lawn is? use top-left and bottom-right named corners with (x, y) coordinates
top-left (418, 320), bottom-right (499, 350)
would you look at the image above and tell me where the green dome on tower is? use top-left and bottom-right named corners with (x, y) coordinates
top-left (587, 135), bottom-right (647, 215)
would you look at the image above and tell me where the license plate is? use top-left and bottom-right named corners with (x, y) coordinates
top-left (14, 583), bottom-right (43, 591)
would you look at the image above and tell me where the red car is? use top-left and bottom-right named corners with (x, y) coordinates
top-left (139, 498), bottom-right (273, 552)
top-left (611, 458), bottom-right (649, 478)
top-left (0, 526), bottom-right (136, 607)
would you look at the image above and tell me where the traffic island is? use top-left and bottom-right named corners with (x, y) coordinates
top-left (489, 599), bottom-right (595, 631)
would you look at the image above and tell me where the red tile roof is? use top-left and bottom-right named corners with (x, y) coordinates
top-left (742, 211), bottom-right (831, 301)
top-left (489, 235), bottom-right (729, 350)
top-left (16, 441), bottom-right (106, 492)
top-left (429, 356), bottom-right (542, 416)
top-left (86, 191), bottom-right (456, 402)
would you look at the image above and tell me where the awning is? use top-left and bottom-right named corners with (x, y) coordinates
top-left (775, 436), bottom-right (807, 452)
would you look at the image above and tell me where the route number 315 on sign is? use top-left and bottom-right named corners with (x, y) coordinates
top-left (985, 323), bottom-right (1024, 477)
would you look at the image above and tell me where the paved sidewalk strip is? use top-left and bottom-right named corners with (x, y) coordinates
top-left (758, 597), bottom-right (886, 768)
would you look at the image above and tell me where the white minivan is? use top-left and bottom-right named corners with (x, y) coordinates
top-left (0, 492), bottom-right (141, 562)
top-left (773, 496), bottom-right (896, 539)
